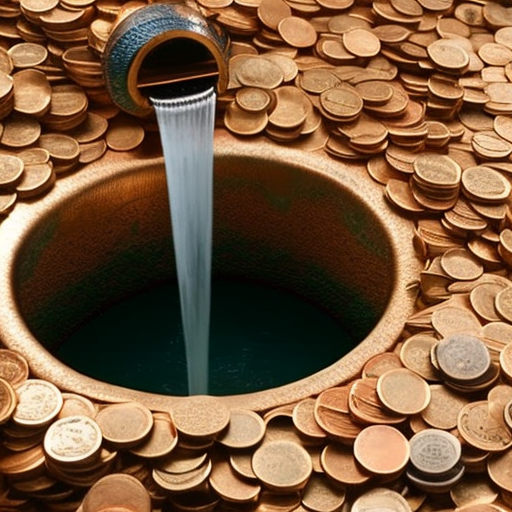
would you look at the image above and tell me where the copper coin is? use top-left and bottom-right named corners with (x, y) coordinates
top-left (320, 443), bottom-right (371, 486)
top-left (13, 379), bottom-right (63, 427)
top-left (0, 377), bottom-right (17, 425)
top-left (0, 349), bottom-right (29, 389)
top-left (130, 412), bottom-right (178, 459)
top-left (217, 409), bottom-right (265, 449)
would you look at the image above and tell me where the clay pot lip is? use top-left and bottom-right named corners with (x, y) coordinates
top-left (0, 129), bottom-right (420, 412)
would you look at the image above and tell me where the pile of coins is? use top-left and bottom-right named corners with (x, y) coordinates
top-left (5, 0), bottom-right (512, 511)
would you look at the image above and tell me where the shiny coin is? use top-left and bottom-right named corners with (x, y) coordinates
top-left (435, 334), bottom-right (491, 383)
top-left (252, 440), bottom-right (312, 492)
top-left (319, 85), bottom-right (363, 120)
top-left (352, 487), bottom-right (412, 512)
top-left (377, 368), bottom-right (431, 415)
top-left (217, 409), bottom-right (265, 449)
top-left (95, 402), bottom-right (153, 448)
top-left (44, 415), bottom-right (102, 465)
top-left (224, 102), bottom-right (268, 135)
top-left (427, 39), bottom-right (470, 71)
top-left (13, 379), bottom-right (63, 427)
top-left (130, 412), bottom-right (178, 459)
top-left (409, 429), bottom-right (461, 476)
top-left (353, 425), bottom-right (410, 475)
top-left (269, 86), bottom-right (309, 129)
top-left (82, 473), bottom-right (151, 512)
top-left (171, 395), bottom-right (230, 439)
top-left (0, 377), bottom-right (17, 425)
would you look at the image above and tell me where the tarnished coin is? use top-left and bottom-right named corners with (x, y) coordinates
top-left (353, 425), bottom-right (410, 476)
top-left (13, 379), bottom-right (63, 427)
top-left (377, 368), bottom-right (431, 415)
top-left (44, 415), bottom-right (102, 465)
top-left (352, 487), bottom-right (412, 512)
top-left (95, 402), bottom-right (153, 448)
top-left (458, 400), bottom-right (512, 452)
top-left (435, 334), bottom-right (491, 383)
top-left (0, 377), bottom-right (17, 425)
top-left (0, 349), bottom-right (29, 388)
top-left (409, 429), bottom-right (461, 476)
top-left (217, 409), bottom-right (265, 449)
top-left (252, 440), bottom-right (312, 492)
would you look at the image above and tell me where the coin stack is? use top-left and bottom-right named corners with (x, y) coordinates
top-left (407, 429), bottom-right (464, 493)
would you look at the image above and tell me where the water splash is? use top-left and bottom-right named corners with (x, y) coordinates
top-left (151, 86), bottom-right (216, 395)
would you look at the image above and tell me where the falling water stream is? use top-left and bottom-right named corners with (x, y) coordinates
top-left (151, 85), bottom-right (216, 396)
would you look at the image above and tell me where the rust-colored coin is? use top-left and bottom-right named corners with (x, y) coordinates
top-left (377, 368), bottom-right (431, 415)
top-left (44, 415), bottom-right (102, 465)
top-left (13, 379), bottom-right (63, 427)
top-left (252, 440), bottom-right (312, 492)
top-left (0, 377), bottom-right (17, 425)
top-left (95, 402), bottom-right (153, 448)
top-left (0, 349), bottom-right (29, 389)
top-left (130, 412), bottom-right (178, 459)
top-left (320, 443), bottom-right (371, 486)
top-left (421, 383), bottom-right (469, 430)
top-left (354, 425), bottom-right (410, 475)
top-left (171, 395), bottom-right (230, 439)
top-left (458, 401), bottom-right (512, 452)
top-left (217, 409), bottom-right (265, 449)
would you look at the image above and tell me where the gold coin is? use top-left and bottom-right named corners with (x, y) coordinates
top-left (95, 402), bottom-right (153, 448)
top-left (353, 425), bottom-right (410, 475)
top-left (458, 400), bottom-right (512, 452)
top-left (301, 474), bottom-right (346, 512)
top-left (252, 440), bottom-right (312, 492)
top-left (0, 377), bottom-right (17, 425)
top-left (343, 28), bottom-right (381, 58)
top-left (130, 412), bottom-right (178, 459)
top-left (217, 409), bottom-right (265, 449)
top-left (0, 154), bottom-right (23, 188)
top-left (13, 379), bottom-right (63, 427)
top-left (320, 443), bottom-right (371, 486)
top-left (421, 383), bottom-right (469, 430)
top-left (58, 392), bottom-right (97, 419)
top-left (7, 42), bottom-right (47, 68)
top-left (277, 17), bottom-right (317, 49)
top-left (171, 395), bottom-right (230, 439)
top-left (43, 415), bottom-right (102, 465)
top-left (377, 368), bottom-right (431, 415)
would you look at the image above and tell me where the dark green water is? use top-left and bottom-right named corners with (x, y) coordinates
top-left (56, 278), bottom-right (357, 396)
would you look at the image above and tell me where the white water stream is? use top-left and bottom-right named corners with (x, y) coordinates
top-left (151, 86), bottom-right (216, 395)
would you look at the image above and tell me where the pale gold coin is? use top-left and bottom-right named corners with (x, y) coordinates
top-left (0, 377), bottom-right (17, 425)
top-left (209, 458), bottom-right (261, 503)
top-left (470, 282), bottom-right (508, 322)
top-left (8, 42), bottom-right (47, 68)
top-left (427, 39), bottom-right (470, 71)
top-left (58, 393), bottom-right (97, 419)
top-left (16, 162), bottom-right (55, 199)
top-left (352, 488), bottom-right (412, 512)
top-left (96, 402), bottom-right (153, 448)
top-left (292, 398), bottom-right (327, 441)
top-left (235, 87), bottom-right (272, 113)
top-left (224, 101), bottom-right (268, 135)
top-left (421, 383), bottom-right (469, 430)
top-left (320, 443), bottom-right (370, 486)
top-left (130, 412), bottom-right (178, 459)
top-left (236, 56), bottom-right (284, 89)
top-left (171, 395), bottom-right (230, 439)
top-left (354, 425), bottom-right (410, 475)
top-left (82, 473), bottom-right (151, 512)
top-left (462, 166), bottom-right (511, 204)
top-left (377, 368), bottom-right (431, 415)
top-left (440, 248), bottom-right (484, 281)
top-left (277, 17), bottom-right (317, 49)
top-left (458, 400), bottom-right (512, 452)
top-left (217, 409), bottom-right (265, 449)
top-left (301, 474), bottom-right (346, 512)
top-left (0, 349), bottom-right (29, 389)
top-left (1, 115), bottom-right (40, 148)
top-left (399, 334), bottom-right (440, 382)
top-left (44, 415), bottom-right (102, 465)
top-left (252, 440), bottom-right (312, 492)
top-left (431, 306), bottom-right (482, 338)
top-left (13, 379), bottom-right (63, 427)
top-left (0, 154), bottom-right (23, 188)
top-left (495, 286), bottom-right (512, 324)
top-left (343, 28), bottom-right (381, 58)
